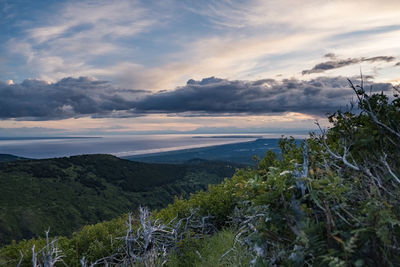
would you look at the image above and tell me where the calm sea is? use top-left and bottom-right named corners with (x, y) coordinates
top-left (0, 134), bottom-right (307, 159)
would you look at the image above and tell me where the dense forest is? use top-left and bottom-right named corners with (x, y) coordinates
top-left (0, 154), bottom-right (29, 163)
top-left (0, 81), bottom-right (399, 266)
top-left (0, 155), bottom-right (241, 246)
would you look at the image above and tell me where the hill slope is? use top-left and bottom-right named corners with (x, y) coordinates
top-left (0, 154), bottom-right (29, 162)
top-left (0, 154), bottom-right (241, 245)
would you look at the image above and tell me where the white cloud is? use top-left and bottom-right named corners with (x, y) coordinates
top-left (8, 0), bottom-right (161, 82)
top-left (97, 0), bottom-right (400, 89)
top-left (28, 0), bottom-right (156, 44)
top-left (189, 0), bottom-right (400, 32)
top-left (5, 0), bottom-right (400, 90)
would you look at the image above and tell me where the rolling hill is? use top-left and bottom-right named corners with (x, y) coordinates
top-left (0, 154), bottom-right (242, 245)
top-left (0, 154), bottom-right (29, 162)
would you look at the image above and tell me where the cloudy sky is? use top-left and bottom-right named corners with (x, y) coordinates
top-left (1, 0), bottom-right (399, 136)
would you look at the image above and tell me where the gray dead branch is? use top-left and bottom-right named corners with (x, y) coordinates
top-left (30, 229), bottom-right (65, 267)
top-left (83, 206), bottom-right (215, 266)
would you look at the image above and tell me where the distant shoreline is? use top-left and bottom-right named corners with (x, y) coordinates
top-left (122, 138), bottom-right (290, 165)
top-left (120, 134), bottom-right (308, 158)
top-left (192, 135), bottom-right (263, 139)
top-left (0, 134), bottom-right (308, 159)
top-left (0, 136), bottom-right (101, 141)
top-left (115, 138), bottom-right (258, 157)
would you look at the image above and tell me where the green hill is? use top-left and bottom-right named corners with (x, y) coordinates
top-left (0, 154), bottom-right (241, 246)
top-left (0, 154), bottom-right (29, 162)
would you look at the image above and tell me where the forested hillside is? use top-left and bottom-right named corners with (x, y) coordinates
top-left (0, 155), bottom-right (240, 246)
top-left (0, 154), bottom-right (29, 162)
top-left (1, 81), bottom-right (399, 266)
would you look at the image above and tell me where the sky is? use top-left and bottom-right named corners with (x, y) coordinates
top-left (0, 0), bottom-right (400, 136)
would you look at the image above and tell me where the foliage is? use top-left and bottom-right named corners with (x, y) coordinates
top-left (0, 155), bottom-right (239, 246)
top-left (0, 154), bottom-right (29, 163)
top-left (166, 229), bottom-right (252, 267)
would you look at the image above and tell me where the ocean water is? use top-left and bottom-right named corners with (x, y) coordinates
top-left (0, 134), bottom-right (307, 159)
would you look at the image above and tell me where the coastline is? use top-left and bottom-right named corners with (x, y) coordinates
top-left (0, 133), bottom-right (308, 159)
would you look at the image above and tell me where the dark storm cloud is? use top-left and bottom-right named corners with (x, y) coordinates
top-left (251, 79), bottom-right (276, 86)
top-left (302, 55), bottom-right (396, 75)
top-left (324, 53), bottom-right (336, 59)
top-left (0, 76), bottom-right (392, 120)
top-left (134, 76), bottom-right (392, 116)
top-left (0, 77), bottom-right (146, 120)
top-left (363, 56), bottom-right (396, 62)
